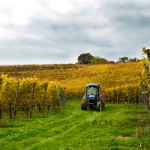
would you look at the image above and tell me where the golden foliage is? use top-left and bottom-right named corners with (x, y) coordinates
top-left (0, 61), bottom-right (143, 103)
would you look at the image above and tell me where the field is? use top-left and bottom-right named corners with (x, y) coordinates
top-left (0, 61), bottom-right (150, 149)
top-left (0, 100), bottom-right (150, 150)
top-left (0, 62), bottom-right (144, 119)
top-left (0, 62), bottom-right (142, 87)
top-left (0, 61), bottom-right (143, 101)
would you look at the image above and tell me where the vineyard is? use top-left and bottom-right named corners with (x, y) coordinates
top-left (0, 61), bottom-right (143, 97)
top-left (0, 61), bottom-right (144, 119)
top-left (0, 61), bottom-right (150, 149)
top-left (0, 75), bottom-right (66, 120)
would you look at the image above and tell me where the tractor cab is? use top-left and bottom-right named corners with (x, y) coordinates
top-left (86, 83), bottom-right (100, 107)
top-left (81, 83), bottom-right (105, 111)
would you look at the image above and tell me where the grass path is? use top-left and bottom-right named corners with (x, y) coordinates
top-left (0, 100), bottom-right (150, 150)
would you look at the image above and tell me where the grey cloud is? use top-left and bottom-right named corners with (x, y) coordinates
top-left (0, 0), bottom-right (150, 64)
top-left (102, 1), bottom-right (150, 28)
top-left (27, 15), bottom-right (113, 47)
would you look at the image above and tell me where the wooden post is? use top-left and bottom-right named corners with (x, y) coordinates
top-left (117, 91), bottom-right (119, 104)
top-left (128, 90), bottom-right (130, 104)
top-left (62, 88), bottom-right (66, 108)
top-left (58, 87), bottom-right (60, 109)
top-left (42, 83), bottom-right (48, 116)
top-left (29, 82), bottom-right (36, 118)
top-left (13, 82), bottom-right (20, 121)
top-left (0, 109), bottom-right (1, 119)
top-left (0, 77), bottom-right (1, 118)
top-left (0, 78), bottom-right (2, 84)
top-left (145, 49), bottom-right (150, 110)
top-left (9, 102), bottom-right (12, 119)
top-left (51, 86), bottom-right (56, 113)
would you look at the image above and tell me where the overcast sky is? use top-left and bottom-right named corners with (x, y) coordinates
top-left (0, 0), bottom-right (150, 65)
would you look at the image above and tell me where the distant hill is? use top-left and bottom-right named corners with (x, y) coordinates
top-left (0, 61), bottom-right (143, 100)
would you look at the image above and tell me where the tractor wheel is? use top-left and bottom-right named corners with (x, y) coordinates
top-left (81, 96), bottom-right (87, 110)
top-left (96, 101), bottom-right (102, 111)
top-left (102, 100), bottom-right (105, 109)
top-left (103, 103), bottom-right (105, 109)
top-left (81, 104), bottom-right (87, 110)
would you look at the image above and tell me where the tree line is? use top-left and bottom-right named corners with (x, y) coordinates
top-left (77, 53), bottom-right (140, 64)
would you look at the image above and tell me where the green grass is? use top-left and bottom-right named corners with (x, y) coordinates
top-left (0, 100), bottom-right (150, 150)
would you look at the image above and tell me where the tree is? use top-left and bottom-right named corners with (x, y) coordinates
top-left (78, 53), bottom-right (93, 64)
top-left (118, 57), bottom-right (129, 63)
top-left (129, 58), bottom-right (140, 62)
top-left (109, 61), bottom-right (115, 64)
top-left (91, 56), bottom-right (108, 64)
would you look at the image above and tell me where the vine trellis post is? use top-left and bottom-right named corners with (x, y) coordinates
top-left (142, 48), bottom-right (150, 110)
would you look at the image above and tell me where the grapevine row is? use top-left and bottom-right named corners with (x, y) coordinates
top-left (140, 57), bottom-right (150, 110)
top-left (0, 75), bottom-right (66, 120)
top-left (0, 61), bottom-right (143, 115)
